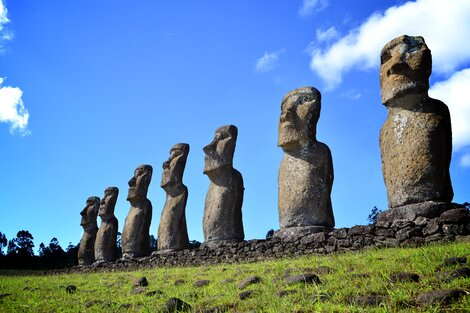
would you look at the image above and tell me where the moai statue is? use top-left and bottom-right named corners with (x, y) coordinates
top-left (202, 125), bottom-right (244, 247)
top-left (157, 143), bottom-right (190, 251)
top-left (277, 86), bottom-right (334, 237)
top-left (78, 196), bottom-right (100, 265)
top-left (121, 164), bottom-right (153, 258)
top-left (94, 187), bottom-right (119, 262)
top-left (378, 35), bottom-right (453, 221)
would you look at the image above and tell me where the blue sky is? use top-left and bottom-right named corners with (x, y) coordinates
top-left (1, 0), bottom-right (469, 252)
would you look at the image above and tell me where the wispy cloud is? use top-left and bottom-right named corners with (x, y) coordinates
top-left (254, 49), bottom-right (285, 73)
top-left (299, 0), bottom-right (329, 17)
top-left (316, 27), bottom-right (338, 42)
top-left (0, 0), bottom-right (13, 52)
top-left (460, 153), bottom-right (470, 167)
top-left (429, 69), bottom-right (470, 152)
top-left (0, 0), bottom-right (29, 135)
top-left (0, 78), bottom-right (30, 135)
top-left (309, 0), bottom-right (470, 89)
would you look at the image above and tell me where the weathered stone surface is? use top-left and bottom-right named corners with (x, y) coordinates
top-left (193, 280), bottom-right (210, 287)
top-left (389, 272), bottom-right (419, 283)
top-left (354, 294), bottom-right (386, 306)
top-left (237, 276), bottom-right (261, 289)
top-left (416, 289), bottom-right (465, 306)
top-left (133, 276), bottom-right (148, 287)
top-left (443, 256), bottom-right (467, 267)
top-left (65, 285), bottom-right (77, 294)
top-left (78, 196), bottom-right (100, 265)
top-left (285, 273), bottom-right (321, 285)
top-left (121, 164), bottom-right (153, 258)
top-left (438, 208), bottom-right (470, 224)
top-left (379, 35), bottom-right (453, 209)
top-left (278, 86), bottom-right (335, 230)
top-left (165, 297), bottom-right (191, 312)
top-left (437, 267), bottom-right (470, 282)
top-left (158, 144), bottom-right (190, 251)
top-left (95, 187), bottom-right (119, 262)
top-left (377, 202), bottom-right (451, 223)
top-left (202, 125), bottom-right (244, 247)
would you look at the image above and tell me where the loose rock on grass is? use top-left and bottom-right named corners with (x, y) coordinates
top-left (443, 256), bottom-right (467, 266)
top-left (237, 276), bottom-right (261, 289)
top-left (194, 280), bottom-right (210, 287)
top-left (416, 289), bottom-right (465, 306)
top-left (437, 267), bottom-right (470, 282)
top-left (133, 276), bottom-right (148, 287)
top-left (355, 294), bottom-right (386, 306)
top-left (285, 273), bottom-right (321, 285)
top-left (165, 297), bottom-right (191, 312)
top-left (389, 272), bottom-right (420, 283)
top-left (65, 285), bottom-right (77, 294)
top-left (174, 279), bottom-right (186, 286)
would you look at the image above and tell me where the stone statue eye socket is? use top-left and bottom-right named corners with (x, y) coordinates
top-left (381, 51), bottom-right (392, 64)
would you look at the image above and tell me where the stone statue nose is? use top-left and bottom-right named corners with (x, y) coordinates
top-left (128, 176), bottom-right (136, 186)
top-left (203, 142), bottom-right (215, 154)
top-left (162, 160), bottom-right (170, 169)
top-left (388, 62), bottom-right (409, 76)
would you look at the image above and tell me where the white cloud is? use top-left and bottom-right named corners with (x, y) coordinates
top-left (0, 78), bottom-right (30, 135)
top-left (460, 153), bottom-right (470, 167)
top-left (0, 0), bottom-right (12, 51)
top-left (316, 27), bottom-right (338, 42)
top-left (0, 1), bottom-right (29, 135)
top-left (429, 68), bottom-right (470, 152)
top-left (340, 89), bottom-right (362, 100)
top-left (309, 0), bottom-right (470, 89)
top-left (299, 0), bottom-right (329, 17)
top-left (254, 49), bottom-right (285, 73)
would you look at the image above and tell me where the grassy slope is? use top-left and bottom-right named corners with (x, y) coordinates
top-left (0, 242), bottom-right (469, 312)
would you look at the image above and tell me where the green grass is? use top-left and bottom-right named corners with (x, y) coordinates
top-left (0, 242), bottom-right (469, 312)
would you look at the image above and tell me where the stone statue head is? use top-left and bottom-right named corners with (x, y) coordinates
top-left (161, 143), bottom-right (190, 189)
top-left (99, 187), bottom-right (119, 219)
top-left (380, 35), bottom-right (431, 106)
top-left (80, 196), bottom-right (100, 230)
top-left (127, 164), bottom-right (153, 201)
top-left (203, 125), bottom-right (238, 175)
top-left (278, 86), bottom-right (321, 150)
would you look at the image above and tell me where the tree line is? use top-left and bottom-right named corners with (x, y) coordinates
top-left (0, 230), bottom-right (201, 269)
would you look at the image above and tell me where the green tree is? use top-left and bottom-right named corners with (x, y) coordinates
top-left (368, 206), bottom-right (382, 225)
top-left (8, 230), bottom-right (35, 258)
top-left (0, 232), bottom-right (7, 255)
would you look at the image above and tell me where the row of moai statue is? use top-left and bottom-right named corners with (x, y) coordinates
top-left (78, 34), bottom-right (454, 265)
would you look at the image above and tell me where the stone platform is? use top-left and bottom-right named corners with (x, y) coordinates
top-left (73, 205), bottom-right (469, 272)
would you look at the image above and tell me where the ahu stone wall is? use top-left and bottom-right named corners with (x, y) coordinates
top-left (83, 206), bottom-right (469, 272)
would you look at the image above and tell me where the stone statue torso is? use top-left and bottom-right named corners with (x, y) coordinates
top-left (278, 141), bottom-right (334, 228)
top-left (203, 169), bottom-right (244, 242)
top-left (121, 199), bottom-right (152, 257)
top-left (158, 187), bottom-right (189, 250)
top-left (380, 98), bottom-right (453, 207)
top-left (78, 227), bottom-right (97, 265)
top-left (94, 217), bottom-right (118, 261)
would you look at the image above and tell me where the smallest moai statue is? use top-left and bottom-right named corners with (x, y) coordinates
top-left (157, 143), bottom-right (190, 252)
top-left (78, 196), bottom-right (100, 265)
top-left (94, 187), bottom-right (119, 262)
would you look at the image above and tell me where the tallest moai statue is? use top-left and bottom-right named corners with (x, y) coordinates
top-left (379, 35), bottom-right (453, 219)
